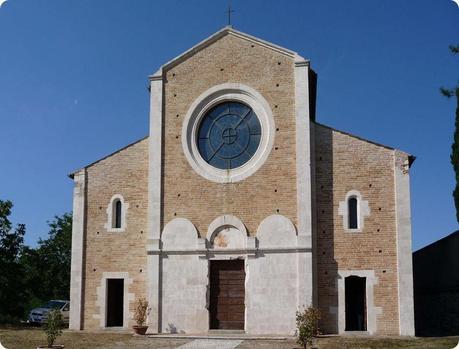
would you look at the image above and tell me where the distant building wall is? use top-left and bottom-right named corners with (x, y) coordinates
top-left (413, 231), bottom-right (459, 336)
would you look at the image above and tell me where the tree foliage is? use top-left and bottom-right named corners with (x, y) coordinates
top-left (0, 199), bottom-right (72, 322)
top-left (43, 309), bottom-right (64, 347)
top-left (36, 213), bottom-right (72, 301)
top-left (296, 306), bottom-right (321, 349)
top-left (0, 200), bottom-right (27, 322)
top-left (441, 44), bottom-right (459, 222)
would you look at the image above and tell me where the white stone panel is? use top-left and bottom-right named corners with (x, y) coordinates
top-left (161, 255), bottom-right (208, 333)
top-left (147, 74), bottom-right (163, 333)
top-left (246, 215), bottom-right (299, 334)
top-left (257, 214), bottom-right (297, 248)
top-left (162, 218), bottom-right (199, 250)
top-left (394, 155), bottom-right (415, 336)
top-left (177, 339), bottom-right (243, 348)
top-left (246, 253), bottom-right (298, 334)
top-left (69, 170), bottom-right (86, 330)
top-left (161, 217), bottom-right (207, 333)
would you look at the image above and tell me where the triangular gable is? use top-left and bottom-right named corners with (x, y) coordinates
top-left (150, 26), bottom-right (307, 78)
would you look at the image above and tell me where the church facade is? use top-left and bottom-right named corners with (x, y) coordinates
top-left (68, 27), bottom-right (415, 336)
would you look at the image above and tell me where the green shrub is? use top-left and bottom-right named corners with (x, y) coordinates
top-left (43, 309), bottom-right (63, 347)
top-left (296, 306), bottom-right (321, 349)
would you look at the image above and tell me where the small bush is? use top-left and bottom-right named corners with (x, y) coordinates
top-left (43, 309), bottom-right (63, 347)
top-left (296, 306), bottom-right (321, 349)
top-left (133, 297), bottom-right (150, 326)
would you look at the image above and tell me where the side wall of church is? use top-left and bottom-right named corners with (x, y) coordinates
top-left (82, 138), bottom-right (149, 329)
top-left (161, 34), bottom-right (298, 237)
top-left (314, 123), bottom-right (400, 335)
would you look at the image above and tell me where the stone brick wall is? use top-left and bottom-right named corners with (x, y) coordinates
top-left (314, 123), bottom-right (400, 335)
top-left (77, 32), bottom-right (407, 334)
top-left (161, 34), bottom-right (297, 237)
top-left (82, 138), bottom-right (149, 329)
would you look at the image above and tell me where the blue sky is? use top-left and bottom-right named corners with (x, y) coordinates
top-left (0, 0), bottom-right (458, 250)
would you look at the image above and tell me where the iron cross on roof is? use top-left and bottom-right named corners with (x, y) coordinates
top-left (226, 1), bottom-right (235, 26)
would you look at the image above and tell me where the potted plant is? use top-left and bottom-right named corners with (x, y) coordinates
top-left (296, 306), bottom-right (321, 349)
top-left (37, 309), bottom-right (64, 349)
top-left (132, 297), bottom-right (150, 335)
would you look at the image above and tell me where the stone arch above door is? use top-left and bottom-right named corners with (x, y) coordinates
top-left (206, 215), bottom-right (248, 249)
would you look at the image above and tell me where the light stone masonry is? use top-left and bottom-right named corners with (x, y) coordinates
top-left (69, 27), bottom-right (415, 336)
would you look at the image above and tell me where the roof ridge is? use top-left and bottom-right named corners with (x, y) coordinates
top-left (150, 26), bottom-right (307, 79)
top-left (68, 135), bottom-right (148, 178)
top-left (313, 121), bottom-right (414, 159)
top-left (413, 230), bottom-right (459, 254)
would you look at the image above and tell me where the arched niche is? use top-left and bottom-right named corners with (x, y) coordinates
top-left (162, 218), bottom-right (198, 249)
top-left (206, 215), bottom-right (247, 249)
top-left (256, 214), bottom-right (297, 248)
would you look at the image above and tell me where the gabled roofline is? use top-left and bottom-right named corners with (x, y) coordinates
top-left (68, 136), bottom-right (148, 179)
top-left (149, 26), bottom-right (308, 80)
top-left (413, 230), bottom-right (459, 254)
top-left (313, 121), bottom-right (416, 167)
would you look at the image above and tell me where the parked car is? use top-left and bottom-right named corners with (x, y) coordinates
top-left (28, 300), bottom-right (70, 325)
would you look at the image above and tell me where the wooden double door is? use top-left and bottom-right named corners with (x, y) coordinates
top-left (209, 260), bottom-right (245, 330)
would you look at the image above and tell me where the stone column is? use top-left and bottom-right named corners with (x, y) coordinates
top-left (69, 169), bottom-right (86, 330)
top-left (147, 72), bottom-right (163, 332)
top-left (395, 151), bottom-right (415, 336)
top-left (294, 57), bottom-right (313, 308)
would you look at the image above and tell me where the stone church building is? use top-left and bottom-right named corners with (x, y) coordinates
top-left (69, 27), bottom-right (415, 336)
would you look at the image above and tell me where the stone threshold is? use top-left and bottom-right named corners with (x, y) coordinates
top-left (148, 332), bottom-right (290, 340)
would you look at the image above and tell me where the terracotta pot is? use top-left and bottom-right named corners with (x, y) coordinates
top-left (133, 325), bottom-right (148, 335)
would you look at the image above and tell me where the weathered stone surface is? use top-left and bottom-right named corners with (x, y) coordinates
top-left (314, 124), bottom-right (406, 335)
top-left (161, 33), bottom-right (297, 238)
top-left (70, 28), bottom-right (414, 336)
top-left (245, 215), bottom-right (299, 334)
top-left (81, 138), bottom-right (149, 329)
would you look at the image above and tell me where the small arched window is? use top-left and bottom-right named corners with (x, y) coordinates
top-left (348, 197), bottom-right (358, 229)
top-left (113, 199), bottom-right (122, 229)
top-left (105, 194), bottom-right (128, 232)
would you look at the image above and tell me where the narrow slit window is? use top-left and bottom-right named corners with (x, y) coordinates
top-left (348, 197), bottom-right (358, 229)
top-left (114, 200), bottom-right (122, 229)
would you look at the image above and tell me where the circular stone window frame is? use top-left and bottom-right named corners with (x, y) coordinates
top-left (182, 83), bottom-right (275, 183)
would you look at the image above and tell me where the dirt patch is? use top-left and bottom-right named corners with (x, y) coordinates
top-left (0, 326), bottom-right (458, 349)
top-left (0, 326), bottom-right (190, 349)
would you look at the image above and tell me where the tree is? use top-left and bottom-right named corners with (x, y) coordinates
top-left (36, 213), bottom-right (73, 301)
top-left (0, 199), bottom-right (72, 323)
top-left (42, 309), bottom-right (64, 348)
top-left (296, 306), bottom-right (321, 349)
top-left (0, 200), bottom-right (27, 322)
top-left (441, 45), bottom-right (459, 222)
top-left (20, 245), bottom-right (47, 311)
top-left (20, 213), bottom-right (72, 320)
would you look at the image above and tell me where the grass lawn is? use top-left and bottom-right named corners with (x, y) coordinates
top-left (0, 325), bottom-right (458, 349)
